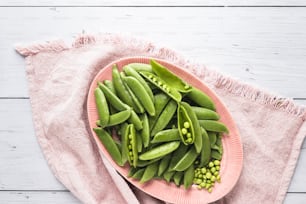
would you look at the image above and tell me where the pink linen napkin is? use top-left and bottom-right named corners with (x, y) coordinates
top-left (15, 33), bottom-right (306, 204)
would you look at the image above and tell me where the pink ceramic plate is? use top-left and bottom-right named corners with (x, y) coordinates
top-left (87, 57), bottom-right (243, 204)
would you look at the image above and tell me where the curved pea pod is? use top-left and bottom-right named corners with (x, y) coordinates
top-left (191, 106), bottom-right (220, 120)
top-left (94, 87), bottom-right (110, 128)
top-left (151, 129), bottom-right (180, 143)
top-left (129, 111), bottom-right (143, 131)
top-left (180, 102), bottom-right (202, 153)
top-left (103, 80), bottom-right (116, 95)
top-left (125, 124), bottom-right (138, 168)
top-left (208, 132), bottom-right (217, 146)
top-left (186, 87), bottom-right (215, 110)
top-left (136, 131), bottom-right (143, 153)
top-left (139, 71), bottom-right (182, 102)
top-left (199, 127), bottom-right (211, 167)
top-left (177, 104), bottom-right (194, 145)
top-left (151, 99), bottom-right (177, 136)
top-left (163, 171), bottom-right (175, 182)
top-left (124, 80), bottom-right (145, 114)
top-left (157, 154), bottom-right (172, 176)
top-left (123, 65), bottom-right (154, 101)
top-left (132, 168), bottom-right (145, 180)
top-left (123, 76), bottom-right (155, 116)
top-left (140, 113), bottom-right (150, 148)
top-left (211, 150), bottom-right (222, 160)
top-left (120, 123), bottom-right (129, 165)
top-left (112, 65), bottom-right (137, 107)
top-left (199, 120), bottom-right (229, 134)
top-left (99, 82), bottom-right (128, 111)
top-left (172, 146), bottom-right (198, 172)
top-left (105, 109), bottom-right (131, 127)
top-left (128, 63), bottom-right (153, 72)
top-left (148, 93), bottom-right (170, 130)
top-left (168, 144), bottom-right (189, 171)
top-left (150, 59), bottom-right (192, 93)
top-left (139, 141), bottom-right (180, 161)
top-left (93, 128), bottom-right (123, 166)
top-left (140, 162), bottom-right (159, 184)
top-left (128, 167), bottom-right (138, 178)
top-left (183, 164), bottom-right (195, 189)
top-left (173, 171), bottom-right (184, 186)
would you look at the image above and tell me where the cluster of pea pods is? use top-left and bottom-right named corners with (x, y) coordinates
top-left (93, 59), bottom-right (229, 191)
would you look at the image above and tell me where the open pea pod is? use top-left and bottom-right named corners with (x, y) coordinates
top-left (150, 59), bottom-right (192, 93)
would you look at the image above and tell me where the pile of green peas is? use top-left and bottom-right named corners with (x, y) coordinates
top-left (93, 59), bottom-right (229, 191)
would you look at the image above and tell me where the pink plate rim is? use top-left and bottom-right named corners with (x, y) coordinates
top-left (87, 56), bottom-right (243, 204)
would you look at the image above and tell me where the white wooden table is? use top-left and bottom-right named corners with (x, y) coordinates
top-left (1, 1), bottom-right (306, 203)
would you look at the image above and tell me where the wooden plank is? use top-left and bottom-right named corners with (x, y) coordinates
top-left (0, 0), bottom-right (306, 6)
top-left (1, 7), bottom-right (306, 98)
top-left (0, 98), bottom-right (305, 192)
top-left (284, 193), bottom-right (306, 204)
top-left (0, 191), bottom-right (80, 204)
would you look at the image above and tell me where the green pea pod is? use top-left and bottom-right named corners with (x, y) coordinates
top-left (168, 144), bottom-right (189, 171)
top-left (125, 124), bottom-right (138, 167)
top-left (123, 76), bottom-right (155, 116)
top-left (151, 99), bottom-right (177, 136)
top-left (105, 109), bottom-right (131, 127)
top-left (157, 154), bottom-right (172, 176)
top-left (128, 63), bottom-right (153, 72)
top-left (136, 131), bottom-right (143, 153)
top-left (163, 171), bottom-right (175, 182)
top-left (211, 150), bottom-right (222, 160)
top-left (172, 146), bottom-right (198, 172)
top-left (208, 132), bottom-right (217, 147)
top-left (129, 110), bottom-right (143, 131)
top-left (128, 167), bottom-right (138, 177)
top-left (132, 168), bottom-right (145, 180)
top-left (123, 81), bottom-right (145, 114)
top-left (186, 87), bottom-right (215, 110)
top-left (93, 128), bottom-right (122, 166)
top-left (120, 123), bottom-right (129, 165)
top-left (177, 103), bottom-right (194, 145)
top-left (139, 141), bottom-right (180, 161)
top-left (139, 71), bottom-right (182, 102)
top-left (211, 144), bottom-right (222, 154)
top-left (137, 157), bottom-right (161, 167)
top-left (150, 59), bottom-right (192, 93)
top-left (140, 113), bottom-right (150, 148)
top-left (149, 93), bottom-right (170, 131)
top-left (140, 162), bottom-right (159, 184)
top-left (112, 65), bottom-right (136, 108)
top-left (151, 129), bottom-right (180, 143)
top-left (173, 171), bottom-right (183, 186)
top-left (103, 80), bottom-right (116, 95)
top-left (199, 120), bottom-right (229, 134)
top-left (199, 127), bottom-right (211, 167)
top-left (183, 164), bottom-right (195, 189)
top-left (180, 102), bottom-right (202, 153)
top-left (94, 87), bottom-right (110, 128)
top-left (191, 106), bottom-right (220, 120)
top-left (98, 82), bottom-right (129, 111)
top-left (123, 65), bottom-right (154, 101)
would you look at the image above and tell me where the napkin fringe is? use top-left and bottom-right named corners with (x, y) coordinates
top-left (15, 40), bottom-right (68, 56)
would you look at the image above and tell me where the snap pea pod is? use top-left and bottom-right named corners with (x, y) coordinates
top-left (105, 109), bottom-right (131, 127)
top-left (132, 168), bottom-right (145, 180)
top-left (211, 150), bottom-right (222, 160)
top-left (180, 102), bottom-right (202, 153)
top-left (123, 76), bottom-right (155, 116)
top-left (125, 124), bottom-right (138, 167)
top-left (139, 141), bottom-right (180, 161)
top-left (163, 171), bottom-right (175, 182)
top-left (191, 106), bottom-right (220, 120)
top-left (208, 132), bottom-right (217, 146)
top-left (172, 146), bottom-right (198, 172)
top-left (123, 65), bottom-right (154, 101)
top-left (128, 167), bottom-right (137, 177)
top-left (187, 87), bottom-right (215, 110)
top-left (120, 123), bottom-right (128, 164)
top-left (140, 162), bottom-right (159, 183)
top-left (199, 120), bottom-right (229, 134)
top-left (140, 113), bottom-right (150, 148)
top-left (151, 129), bottom-right (180, 143)
top-left (148, 92), bottom-right (170, 131)
top-left (136, 131), bottom-right (143, 153)
top-left (103, 79), bottom-right (116, 95)
top-left (151, 99), bottom-right (177, 136)
top-left (94, 88), bottom-right (109, 128)
top-left (173, 171), bottom-right (183, 186)
top-left (157, 154), bottom-right (172, 176)
top-left (168, 144), bottom-right (189, 171)
top-left (137, 157), bottom-right (161, 167)
top-left (123, 78), bottom-right (145, 114)
top-left (139, 71), bottom-right (182, 102)
top-left (99, 83), bottom-right (142, 130)
top-left (150, 59), bottom-right (192, 93)
top-left (177, 103), bottom-right (194, 145)
top-left (183, 164), bottom-right (195, 189)
top-left (93, 128), bottom-right (122, 166)
top-left (199, 127), bottom-right (211, 167)
top-left (128, 63), bottom-right (153, 72)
